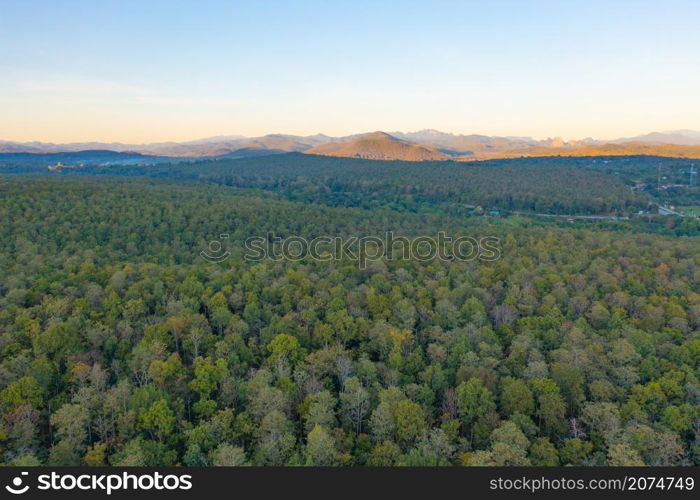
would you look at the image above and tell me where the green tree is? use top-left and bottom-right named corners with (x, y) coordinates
top-left (456, 378), bottom-right (496, 442)
top-left (393, 400), bottom-right (426, 446)
top-left (529, 437), bottom-right (558, 465)
top-left (499, 376), bottom-right (534, 417)
top-left (140, 399), bottom-right (175, 442)
top-left (340, 377), bottom-right (370, 435)
top-left (305, 424), bottom-right (338, 466)
top-left (49, 404), bottom-right (89, 465)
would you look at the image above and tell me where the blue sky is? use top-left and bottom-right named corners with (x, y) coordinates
top-left (1, 0), bottom-right (699, 142)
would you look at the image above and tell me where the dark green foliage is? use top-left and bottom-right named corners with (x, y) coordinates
top-left (0, 171), bottom-right (698, 466)
top-left (3, 153), bottom-right (650, 215)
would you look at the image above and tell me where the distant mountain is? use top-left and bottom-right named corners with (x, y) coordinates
top-left (0, 150), bottom-right (182, 173)
top-left (460, 142), bottom-right (700, 161)
top-left (0, 141), bottom-right (137, 154)
top-left (232, 134), bottom-right (329, 152)
top-left (611, 130), bottom-right (700, 146)
top-left (122, 134), bottom-right (329, 157)
top-left (0, 150), bottom-right (165, 163)
top-left (184, 135), bottom-right (246, 144)
top-left (4, 129), bottom-right (700, 161)
top-left (141, 141), bottom-right (243, 157)
top-left (305, 132), bottom-right (449, 161)
top-left (390, 129), bottom-right (539, 154)
top-left (0, 134), bottom-right (329, 158)
top-left (0, 139), bottom-right (219, 155)
top-left (665, 129), bottom-right (700, 139)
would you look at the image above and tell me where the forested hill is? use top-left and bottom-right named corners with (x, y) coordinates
top-left (0, 175), bottom-right (699, 466)
top-left (0, 150), bottom-right (180, 170)
top-left (182, 154), bottom-right (648, 215)
top-left (1, 153), bottom-right (652, 216)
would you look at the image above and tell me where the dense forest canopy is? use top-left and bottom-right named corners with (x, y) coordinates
top-left (0, 153), bottom-right (699, 467)
top-left (2, 153), bottom-right (658, 215)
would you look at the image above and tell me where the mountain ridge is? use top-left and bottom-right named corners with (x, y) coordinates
top-left (4, 129), bottom-right (700, 161)
top-left (305, 131), bottom-right (449, 161)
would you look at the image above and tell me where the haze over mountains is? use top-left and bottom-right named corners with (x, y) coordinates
top-left (3, 129), bottom-right (700, 162)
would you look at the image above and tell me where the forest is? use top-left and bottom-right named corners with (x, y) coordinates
top-left (0, 155), bottom-right (699, 467)
top-left (1, 153), bottom-right (654, 215)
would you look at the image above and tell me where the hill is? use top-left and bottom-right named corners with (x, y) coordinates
top-left (0, 134), bottom-right (332, 159)
top-left (391, 129), bottom-right (539, 154)
top-left (610, 130), bottom-right (700, 146)
top-left (18, 152), bottom-right (653, 216)
top-left (0, 150), bottom-right (180, 173)
top-left (305, 132), bottom-right (449, 161)
top-left (115, 134), bottom-right (329, 158)
top-left (464, 142), bottom-right (700, 161)
top-left (6, 129), bottom-right (700, 161)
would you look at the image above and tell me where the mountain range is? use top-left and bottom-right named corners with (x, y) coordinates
top-left (3, 129), bottom-right (700, 162)
top-left (305, 131), bottom-right (449, 161)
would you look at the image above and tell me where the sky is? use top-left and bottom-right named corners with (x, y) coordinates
top-left (1, 0), bottom-right (699, 143)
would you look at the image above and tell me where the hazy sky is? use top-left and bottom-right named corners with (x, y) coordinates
top-left (1, 0), bottom-right (699, 142)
